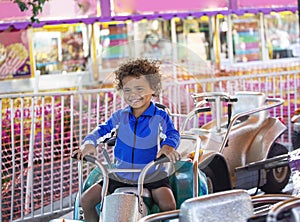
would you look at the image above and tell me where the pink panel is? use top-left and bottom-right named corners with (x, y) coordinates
top-left (113, 0), bottom-right (227, 14)
top-left (0, 2), bottom-right (31, 20)
top-left (0, 0), bottom-right (98, 21)
top-left (237, 0), bottom-right (297, 8)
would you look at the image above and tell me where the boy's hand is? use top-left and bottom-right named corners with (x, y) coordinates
top-left (157, 145), bottom-right (180, 163)
top-left (72, 144), bottom-right (96, 161)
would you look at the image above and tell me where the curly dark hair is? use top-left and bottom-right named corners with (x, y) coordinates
top-left (114, 58), bottom-right (162, 97)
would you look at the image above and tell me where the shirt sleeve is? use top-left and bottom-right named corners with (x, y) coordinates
top-left (159, 111), bottom-right (180, 149)
top-left (83, 111), bottom-right (120, 147)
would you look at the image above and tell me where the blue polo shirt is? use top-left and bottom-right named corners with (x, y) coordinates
top-left (83, 101), bottom-right (180, 181)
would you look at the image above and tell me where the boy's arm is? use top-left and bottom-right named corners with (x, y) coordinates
top-left (160, 112), bottom-right (180, 149)
top-left (157, 112), bottom-right (181, 162)
top-left (73, 112), bottom-right (119, 160)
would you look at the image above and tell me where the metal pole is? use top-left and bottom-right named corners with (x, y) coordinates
top-left (25, 97), bottom-right (35, 215)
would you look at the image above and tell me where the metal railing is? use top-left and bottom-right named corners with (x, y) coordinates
top-left (1, 69), bottom-right (299, 221)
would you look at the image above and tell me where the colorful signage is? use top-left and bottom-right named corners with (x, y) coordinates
top-left (0, 30), bottom-right (31, 79)
top-left (233, 18), bottom-right (261, 62)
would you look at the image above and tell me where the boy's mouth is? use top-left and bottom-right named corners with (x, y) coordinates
top-left (130, 97), bottom-right (143, 104)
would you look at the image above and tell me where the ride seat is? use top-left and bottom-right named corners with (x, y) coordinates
top-left (232, 91), bottom-right (268, 120)
top-left (179, 189), bottom-right (253, 222)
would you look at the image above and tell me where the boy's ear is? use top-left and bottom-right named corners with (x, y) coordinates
top-left (151, 88), bottom-right (158, 97)
top-left (152, 91), bottom-right (159, 97)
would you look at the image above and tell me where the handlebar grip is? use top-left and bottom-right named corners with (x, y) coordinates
top-left (195, 107), bottom-right (211, 114)
top-left (205, 98), bottom-right (215, 102)
top-left (154, 154), bottom-right (170, 164)
top-left (223, 97), bottom-right (238, 103)
top-left (71, 152), bottom-right (97, 164)
top-left (84, 155), bottom-right (97, 164)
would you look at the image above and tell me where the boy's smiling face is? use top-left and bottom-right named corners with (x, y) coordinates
top-left (122, 75), bottom-right (154, 116)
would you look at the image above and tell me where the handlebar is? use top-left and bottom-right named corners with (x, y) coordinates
top-left (191, 92), bottom-right (230, 100)
top-left (191, 92), bottom-right (239, 133)
top-left (192, 92), bottom-right (238, 104)
top-left (205, 97), bottom-right (238, 103)
top-left (76, 153), bottom-right (173, 212)
top-left (74, 135), bottom-right (203, 214)
top-left (180, 106), bottom-right (211, 132)
top-left (219, 97), bottom-right (284, 153)
top-left (81, 155), bottom-right (109, 211)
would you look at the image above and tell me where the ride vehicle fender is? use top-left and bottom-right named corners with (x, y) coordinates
top-left (198, 151), bottom-right (232, 191)
top-left (246, 117), bottom-right (287, 163)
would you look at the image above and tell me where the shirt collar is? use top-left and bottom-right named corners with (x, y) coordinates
top-left (123, 101), bottom-right (156, 117)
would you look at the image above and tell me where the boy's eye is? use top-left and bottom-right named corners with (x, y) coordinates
top-left (123, 87), bottom-right (145, 94)
top-left (123, 89), bottom-right (131, 93)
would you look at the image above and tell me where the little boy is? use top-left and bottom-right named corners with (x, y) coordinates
top-left (73, 58), bottom-right (180, 222)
